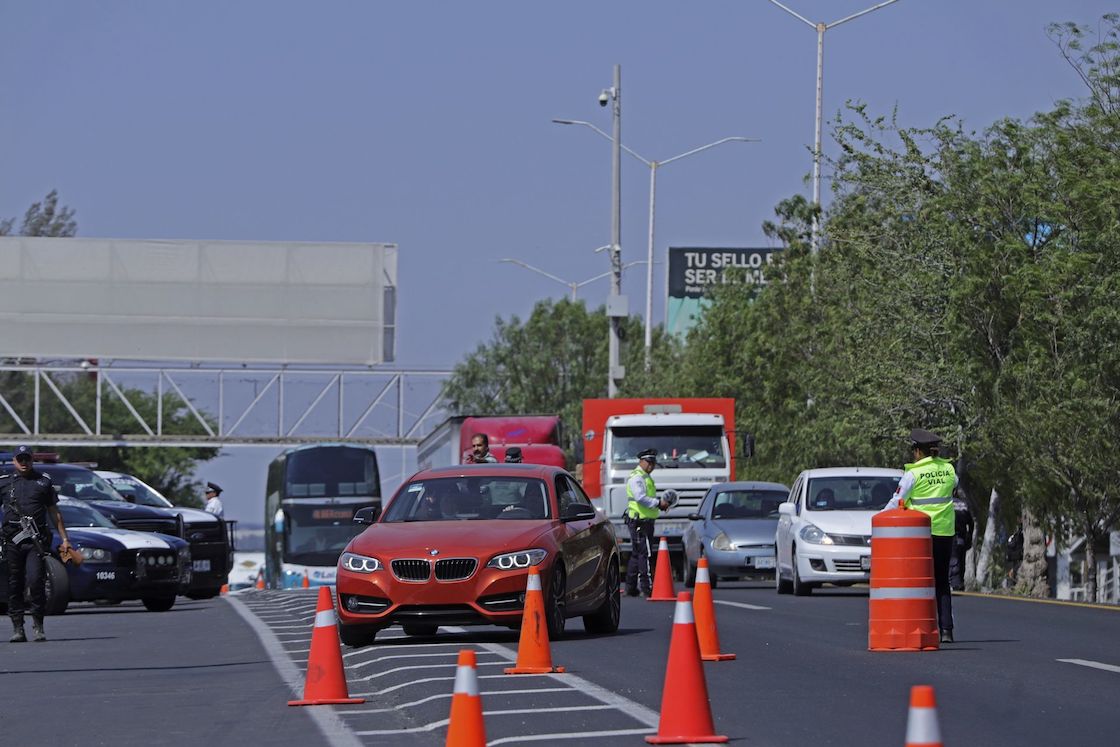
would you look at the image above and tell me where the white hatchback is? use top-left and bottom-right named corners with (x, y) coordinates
top-left (774, 467), bottom-right (902, 595)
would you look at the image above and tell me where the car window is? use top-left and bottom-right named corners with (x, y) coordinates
top-left (41, 467), bottom-right (127, 502)
top-left (711, 490), bottom-right (788, 519)
top-left (58, 502), bottom-right (116, 528)
top-left (556, 475), bottom-right (592, 517)
top-left (806, 476), bottom-right (900, 511)
top-left (105, 475), bottom-right (174, 508)
top-left (382, 476), bottom-right (552, 522)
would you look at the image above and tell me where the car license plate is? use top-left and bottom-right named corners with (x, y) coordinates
top-left (860, 556), bottom-right (871, 571)
top-left (193, 559), bottom-right (211, 572)
top-left (656, 520), bottom-right (687, 537)
top-left (753, 556), bottom-right (775, 569)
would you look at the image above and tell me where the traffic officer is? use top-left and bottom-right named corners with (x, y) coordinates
top-left (949, 497), bottom-right (974, 591)
top-left (203, 482), bottom-right (224, 518)
top-left (882, 429), bottom-right (959, 643)
top-left (1, 445), bottom-right (71, 642)
top-left (624, 448), bottom-right (671, 597)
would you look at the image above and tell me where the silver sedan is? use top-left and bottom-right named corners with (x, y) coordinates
top-left (682, 481), bottom-right (790, 588)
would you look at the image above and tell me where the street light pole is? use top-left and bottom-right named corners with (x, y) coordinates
top-left (498, 257), bottom-right (648, 302)
top-left (552, 119), bottom-right (755, 369)
top-left (767, 0), bottom-right (903, 254)
top-left (608, 64), bottom-right (623, 398)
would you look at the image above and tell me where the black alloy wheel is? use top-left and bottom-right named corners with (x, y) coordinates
top-left (582, 557), bottom-right (620, 634)
top-left (545, 563), bottom-right (567, 641)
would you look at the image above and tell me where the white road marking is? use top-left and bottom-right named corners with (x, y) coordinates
top-left (714, 599), bottom-right (771, 611)
top-left (488, 728), bottom-right (656, 744)
top-left (337, 688), bottom-right (571, 715)
top-left (1058, 658), bottom-right (1120, 674)
top-left (356, 660), bottom-right (507, 681)
top-left (353, 706), bottom-right (615, 736)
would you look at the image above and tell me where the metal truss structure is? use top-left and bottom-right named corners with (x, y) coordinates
top-left (0, 363), bottom-right (452, 448)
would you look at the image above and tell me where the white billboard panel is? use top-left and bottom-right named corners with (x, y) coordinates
top-left (0, 237), bottom-right (397, 365)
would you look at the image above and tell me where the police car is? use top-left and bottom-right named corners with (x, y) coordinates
top-left (0, 498), bottom-right (190, 615)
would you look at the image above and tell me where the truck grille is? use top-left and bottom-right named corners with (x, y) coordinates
top-left (434, 558), bottom-right (477, 581)
top-left (117, 519), bottom-right (180, 536)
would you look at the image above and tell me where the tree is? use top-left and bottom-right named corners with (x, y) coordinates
top-left (0, 190), bottom-right (77, 237)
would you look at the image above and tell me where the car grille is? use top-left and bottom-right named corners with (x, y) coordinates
top-left (392, 559), bottom-right (431, 582)
top-left (832, 534), bottom-right (870, 547)
top-left (185, 522), bottom-right (225, 542)
top-left (434, 558), bottom-right (477, 581)
top-left (117, 519), bottom-right (179, 536)
top-left (737, 543), bottom-right (775, 551)
top-left (390, 558), bottom-right (478, 582)
top-left (833, 559), bottom-right (865, 572)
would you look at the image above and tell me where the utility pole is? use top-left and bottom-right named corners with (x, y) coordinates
top-left (606, 64), bottom-right (625, 398)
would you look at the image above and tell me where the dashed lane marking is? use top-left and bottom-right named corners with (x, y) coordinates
top-left (1057, 658), bottom-right (1120, 674)
top-left (714, 599), bottom-right (771, 611)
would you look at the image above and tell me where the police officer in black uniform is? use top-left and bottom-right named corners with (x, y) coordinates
top-left (1, 445), bottom-right (71, 642)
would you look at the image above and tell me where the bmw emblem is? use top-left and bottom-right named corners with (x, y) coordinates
top-left (429, 549), bottom-right (440, 556)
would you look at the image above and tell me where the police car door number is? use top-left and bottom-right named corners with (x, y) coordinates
top-left (96, 571), bottom-right (116, 581)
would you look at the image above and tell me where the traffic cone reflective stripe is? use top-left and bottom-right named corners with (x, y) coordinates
top-left (302, 571), bottom-right (311, 589)
top-left (647, 537), bottom-right (677, 602)
top-left (447, 649), bottom-right (486, 747)
top-left (505, 566), bottom-right (565, 674)
top-left (869, 510), bottom-right (939, 651)
top-left (693, 558), bottom-right (735, 661)
top-left (904, 685), bottom-right (943, 747)
top-left (287, 586), bottom-right (365, 706)
top-left (646, 592), bottom-right (728, 744)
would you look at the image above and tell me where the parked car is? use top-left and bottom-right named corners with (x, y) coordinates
top-left (0, 498), bottom-right (190, 615)
top-left (682, 480), bottom-right (789, 588)
top-left (775, 467), bottom-right (902, 595)
top-left (97, 470), bottom-right (234, 599)
top-left (336, 463), bottom-right (620, 647)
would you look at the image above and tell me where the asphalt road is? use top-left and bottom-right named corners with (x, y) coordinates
top-left (2, 583), bottom-right (1117, 746)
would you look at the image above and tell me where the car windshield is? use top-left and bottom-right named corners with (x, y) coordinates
top-left (806, 476), bottom-right (899, 511)
top-left (58, 502), bottom-right (116, 528)
top-left (104, 475), bottom-right (174, 508)
top-left (610, 426), bottom-right (726, 469)
top-left (383, 477), bottom-right (552, 522)
top-left (40, 466), bottom-right (128, 503)
top-left (709, 489), bottom-right (788, 519)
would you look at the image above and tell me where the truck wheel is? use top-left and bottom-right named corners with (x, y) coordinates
top-left (142, 596), bottom-right (176, 612)
top-left (41, 556), bottom-right (70, 616)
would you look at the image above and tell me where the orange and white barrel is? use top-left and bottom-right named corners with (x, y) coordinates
top-left (868, 509), bottom-right (938, 651)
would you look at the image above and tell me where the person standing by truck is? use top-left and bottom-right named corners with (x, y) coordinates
top-left (624, 448), bottom-right (671, 597)
top-left (465, 433), bottom-right (498, 464)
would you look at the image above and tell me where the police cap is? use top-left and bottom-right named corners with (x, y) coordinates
top-left (13, 445), bottom-right (33, 459)
top-left (637, 448), bottom-right (658, 464)
top-left (206, 481), bottom-right (223, 495)
top-left (909, 429), bottom-right (942, 447)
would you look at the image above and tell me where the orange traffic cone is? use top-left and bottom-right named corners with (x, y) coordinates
top-left (693, 558), bottom-right (735, 661)
top-left (219, 583), bottom-right (229, 595)
top-left (904, 685), bottom-right (943, 747)
top-left (287, 586), bottom-right (365, 706)
top-left (505, 566), bottom-right (565, 674)
top-left (646, 591), bottom-right (728, 744)
top-left (647, 537), bottom-right (677, 601)
top-left (302, 571), bottom-right (311, 589)
top-left (446, 649), bottom-right (487, 747)
top-left (255, 571), bottom-right (265, 590)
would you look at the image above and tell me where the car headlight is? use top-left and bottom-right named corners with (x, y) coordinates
top-left (711, 532), bottom-right (733, 551)
top-left (341, 552), bottom-right (382, 573)
top-left (799, 523), bottom-right (835, 545)
top-left (486, 549), bottom-right (548, 570)
top-left (177, 546), bottom-right (191, 566)
top-left (79, 546), bottom-right (112, 563)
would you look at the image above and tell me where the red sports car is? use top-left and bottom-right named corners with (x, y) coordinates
top-left (335, 463), bottom-right (621, 647)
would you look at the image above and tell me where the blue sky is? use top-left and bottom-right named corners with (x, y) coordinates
top-left (2, 1), bottom-right (1114, 521)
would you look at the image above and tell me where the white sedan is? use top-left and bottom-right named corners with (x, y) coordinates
top-left (774, 467), bottom-right (902, 595)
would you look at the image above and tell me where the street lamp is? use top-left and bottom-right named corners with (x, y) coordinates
top-left (767, 0), bottom-right (903, 254)
top-left (552, 120), bottom-right (756, 369)
top-left (498, 257), bottom-right (649, 302)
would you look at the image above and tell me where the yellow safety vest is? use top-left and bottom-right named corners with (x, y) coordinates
top-left (626, 467), bottom-right (659, 520)
top-left (903, 456), bottom-right (956, 536)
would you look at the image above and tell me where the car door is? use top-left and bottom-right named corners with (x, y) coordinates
top-left (684, 487), bottom-right (715, 565)
top-left (776, 473), bottom-right (804, 573)
top-left (555, 474), bottom-right (602, 612)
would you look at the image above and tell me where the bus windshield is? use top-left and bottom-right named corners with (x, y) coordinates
top-left (610, 426), bottom-right (727, 469)
top-left (283, 503), bottom-right (366, 567)
top-left (285, 447), bottom-right (380, 498)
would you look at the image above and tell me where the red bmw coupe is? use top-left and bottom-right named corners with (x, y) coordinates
top-left (335, 463), bottom-right (621, 647)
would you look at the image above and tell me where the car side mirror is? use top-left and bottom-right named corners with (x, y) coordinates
top-left (740, 432), bottom-right (755, 458)
top-left (353, 506), bottom-right (381, 525)
top-left (688, 513), bottom-right (702, 521)
top-left (778, 503), bottom-right (794, 517)
top-left (561, 504), bottom-right (596, 521)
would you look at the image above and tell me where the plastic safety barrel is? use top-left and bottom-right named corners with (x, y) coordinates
top-left (868, 509), bottom-right (939, 651)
